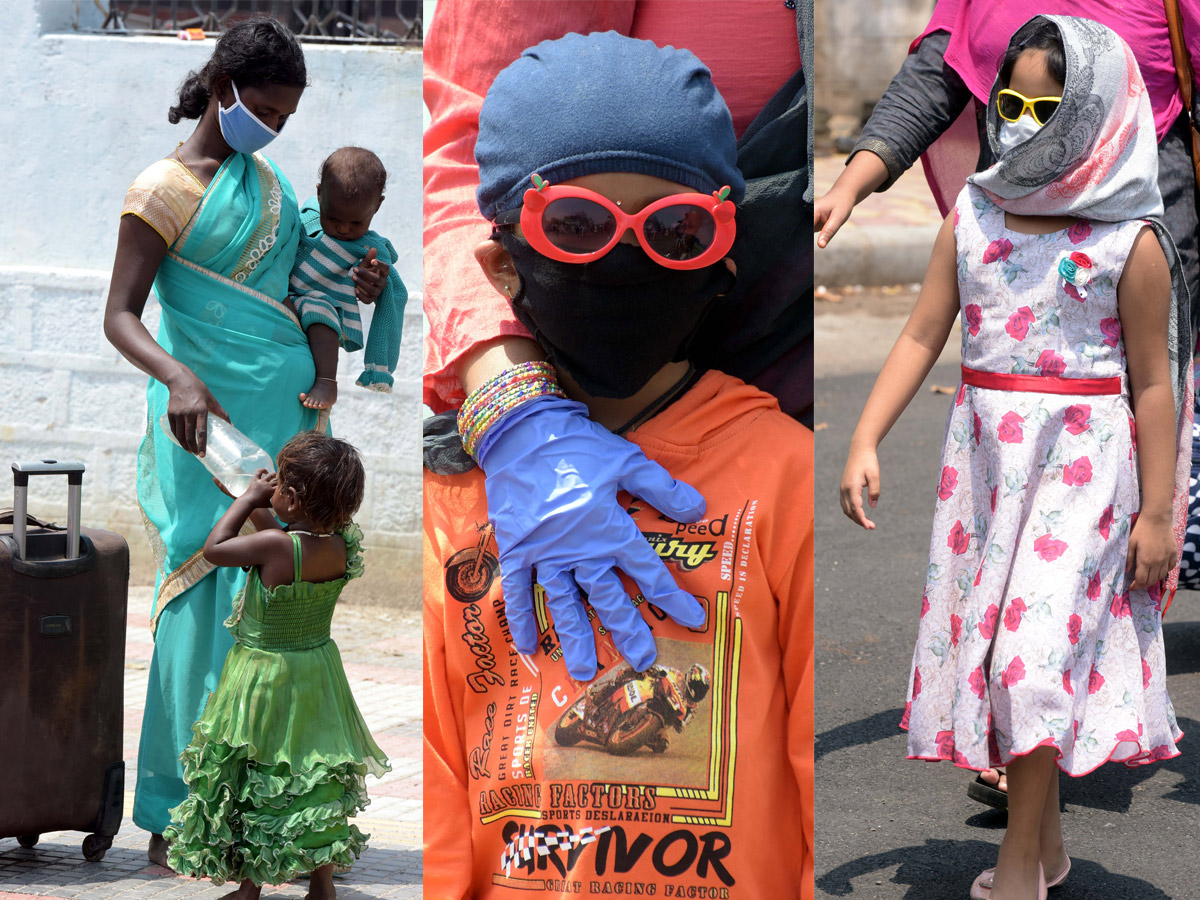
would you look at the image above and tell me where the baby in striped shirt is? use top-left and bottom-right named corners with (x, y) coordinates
top-left (289, 147), bottom-right (407, 409)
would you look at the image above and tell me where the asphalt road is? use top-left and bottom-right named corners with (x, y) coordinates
top-left (806, 286), bottom-right (1200, 900)
top-left (813, 357), bottom-right (1200, 899)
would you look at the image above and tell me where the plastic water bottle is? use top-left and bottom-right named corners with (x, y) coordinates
top-left (158, 413), bottom-right (275, 496)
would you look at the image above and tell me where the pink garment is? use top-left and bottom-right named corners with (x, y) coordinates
top-left (905, 183), bottom-right (1183, 775)
top-left (632, 0), bottom-right (800, 136)
top-left (918, 0), bottom-right (1179, 136)
top-left (912, 0), bottom-right (1197, 217)
top-left (422, 0), bottom-right (798, 411)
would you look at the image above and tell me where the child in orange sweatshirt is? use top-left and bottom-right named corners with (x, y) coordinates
top-left (422, 31), bottom-right (813, 900)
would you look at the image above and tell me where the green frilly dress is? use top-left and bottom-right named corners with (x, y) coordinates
top-left (164, 526), bottom-right (389, 885)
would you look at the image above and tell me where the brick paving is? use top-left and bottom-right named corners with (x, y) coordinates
top-left (0, 588), bottom-right (422, 899)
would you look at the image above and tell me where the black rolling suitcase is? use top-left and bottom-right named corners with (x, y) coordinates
top-left (0, 460), bottom-right (127, 860)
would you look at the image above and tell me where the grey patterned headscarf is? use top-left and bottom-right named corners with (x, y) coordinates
top-left (970, 14), bottom-right (1191, 418)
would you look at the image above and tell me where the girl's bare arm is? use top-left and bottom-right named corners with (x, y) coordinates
top-left (840, 211), bottom-right (961, 529)
top-left (204, 471), bottom-right (292, 572)
top-left (1118, 226), bottom-right (1178, 589)
top-left (211, 477), bottom-right (282, 533)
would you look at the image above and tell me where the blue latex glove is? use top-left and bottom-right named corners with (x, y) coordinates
top-left (476, 394), bottom-right (707, 679)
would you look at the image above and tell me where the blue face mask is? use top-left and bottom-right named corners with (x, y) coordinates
top-left (217, 82), bottom-right (279, 154)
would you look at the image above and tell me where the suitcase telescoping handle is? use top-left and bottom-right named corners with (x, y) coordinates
top-left (11, 460), bottom-right (84, 561)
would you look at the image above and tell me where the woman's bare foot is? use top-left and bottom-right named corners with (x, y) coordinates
top-left (147, 833), bottom-right (170, 868)
top-left (308, 863), bottom-right (337, 900)
top-left (217, 878), bottom-right (262, 900)
top-left (980, 767), bottom-right (1009, 793)
top-left (300, 379), bottom-right (338, 409)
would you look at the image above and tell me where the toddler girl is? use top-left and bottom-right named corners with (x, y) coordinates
top-left (164, 431), bottom-right (389, 900)
top-left (840, 16), bottom-right (1188, 900)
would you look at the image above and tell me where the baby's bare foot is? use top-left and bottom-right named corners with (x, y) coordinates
top-left (300, 379), bottom-right (338, 409)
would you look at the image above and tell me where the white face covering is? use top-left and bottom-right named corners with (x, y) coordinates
top-left (998, 113), bottom-right (1043, 155)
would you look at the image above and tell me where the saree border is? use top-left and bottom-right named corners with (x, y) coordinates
top-left (149, 543), bottom-right (212, 637)
top-left (230, 154), bottom-right (284, 284)
top-left (145, 516), bottom-right (259, 637)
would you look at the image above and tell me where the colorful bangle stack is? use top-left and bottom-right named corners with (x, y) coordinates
top-left (459, 360), bottom-right (565, 460)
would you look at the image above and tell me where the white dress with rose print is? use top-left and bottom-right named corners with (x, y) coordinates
top-left (903, 183), bottom-right (1182, 776)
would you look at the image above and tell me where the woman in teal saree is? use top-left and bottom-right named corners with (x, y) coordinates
top-left (104, 19), bottom-right (387, 865)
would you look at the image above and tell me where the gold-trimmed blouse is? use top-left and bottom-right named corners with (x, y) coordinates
top-left (121, 157), bottom-right (206, 247)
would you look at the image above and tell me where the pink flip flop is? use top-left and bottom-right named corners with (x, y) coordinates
top-left (1046, 856), bottom-right (1071, 889)
top-left (969, 864), bottom-right (1048, 899)
top-left (969, 868), bottom-right (994, 900)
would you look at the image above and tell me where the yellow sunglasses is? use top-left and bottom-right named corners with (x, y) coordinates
top-left (997, 88), bottom-right (1062, 126)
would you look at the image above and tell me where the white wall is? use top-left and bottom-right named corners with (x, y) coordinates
top-left (814, 0), bottom-right (936, 144)
top-left (0, 3), bottom-right (424, 606)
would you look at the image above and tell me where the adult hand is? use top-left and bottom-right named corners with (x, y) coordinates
top-left (477, 395), bottom-right (708, 680)
top-left (351, 247), bottom-right (390, 304)
top-left (813, 150), bottom-right (891, 248)
top-left (165, 370), bottom-right (230, 457)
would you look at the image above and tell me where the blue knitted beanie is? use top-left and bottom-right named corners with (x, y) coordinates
top-left (475, 31), bottom-right (745, 220)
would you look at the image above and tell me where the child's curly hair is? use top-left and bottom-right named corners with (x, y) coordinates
top-left (275, 432), bottom-right (365, 533)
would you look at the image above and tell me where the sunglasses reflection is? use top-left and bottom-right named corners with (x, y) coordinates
top-left (542, 198), bottom-right (719, 260)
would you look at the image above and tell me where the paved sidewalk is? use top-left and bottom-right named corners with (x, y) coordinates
top-left (814, 154), bottom-right (944, 287)
top-left (0, 588), bottom-right (422, 900)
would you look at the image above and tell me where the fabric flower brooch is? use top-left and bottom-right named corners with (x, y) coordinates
top-left (1058, 251), bottom-right (1093, 300)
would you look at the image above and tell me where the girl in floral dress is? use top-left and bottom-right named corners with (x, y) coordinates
top-left (164, 432), bottom-right (389, 900)
top-left (840, 16), bottom-right (1189, 900)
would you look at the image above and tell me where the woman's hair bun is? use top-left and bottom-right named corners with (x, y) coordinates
top-left (167, 16), bottom-right (307, 124)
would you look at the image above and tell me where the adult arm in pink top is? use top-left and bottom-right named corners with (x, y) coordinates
top-left (422, 1), bottom-right (636, 412)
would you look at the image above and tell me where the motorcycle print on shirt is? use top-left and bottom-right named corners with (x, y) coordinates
top-left (444, 521), bottom-right (499, 603)
top-left (426, 372), bottom-right (814, 899)
top-left (449, 500), bottom-right (761, 897)
top-left (553, 663), bottom-right (710, 757)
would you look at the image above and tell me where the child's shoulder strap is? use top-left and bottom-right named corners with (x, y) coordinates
top-left (290, 532), bottom-right (303, 583)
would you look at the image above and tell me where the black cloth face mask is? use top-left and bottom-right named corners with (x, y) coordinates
top-left (498, 233), bottom-right (737, 399)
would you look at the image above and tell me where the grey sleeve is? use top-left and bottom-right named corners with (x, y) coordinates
top-left (849, 30), bottom-right (974, 191)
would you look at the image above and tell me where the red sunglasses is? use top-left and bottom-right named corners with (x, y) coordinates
top-left (493, 174), bottom-right (737, 270)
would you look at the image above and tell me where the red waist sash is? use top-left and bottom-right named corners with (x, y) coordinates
top-left (961, 365), bottom-right (1122, 396)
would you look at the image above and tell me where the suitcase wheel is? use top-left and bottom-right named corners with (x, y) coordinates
top-left (82, 834), bottom-right (112, 862)
top-left (16, 834), bottom-right (38, 848)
